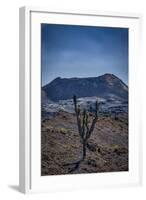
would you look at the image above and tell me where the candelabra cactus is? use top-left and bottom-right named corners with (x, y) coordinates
top-left (73, 95), bottom-right (99, 160)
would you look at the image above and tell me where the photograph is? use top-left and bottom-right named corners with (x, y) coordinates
top-left (41, 23), bottom-right (129, 176)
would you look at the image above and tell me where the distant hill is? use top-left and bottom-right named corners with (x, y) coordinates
top-left (42, 74), bottom-right (128, 102)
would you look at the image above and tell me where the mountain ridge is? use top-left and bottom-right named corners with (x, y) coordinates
top-left (42, 73), bottom-right (128, 102)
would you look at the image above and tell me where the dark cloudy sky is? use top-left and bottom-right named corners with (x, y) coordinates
top-left (41, 24), bottom-right (128, 86)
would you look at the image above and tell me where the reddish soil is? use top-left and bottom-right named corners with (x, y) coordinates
top-left (41, 111), bottom-right (128, 176)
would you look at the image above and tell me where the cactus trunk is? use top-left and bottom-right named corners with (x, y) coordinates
top-left (83, 141), bottom-right (86, 160)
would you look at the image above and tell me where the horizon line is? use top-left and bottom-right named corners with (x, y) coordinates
top-left (42, 73), bottom-right (128, 87)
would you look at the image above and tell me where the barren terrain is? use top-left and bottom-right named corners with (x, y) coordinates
top-left (41, 111), bottom-right (128, 176)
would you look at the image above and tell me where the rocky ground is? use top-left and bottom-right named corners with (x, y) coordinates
top-left (41, 111), bottom-right (128, 176)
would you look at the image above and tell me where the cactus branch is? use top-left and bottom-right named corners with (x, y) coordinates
top-left (86, 100), bottom-right (98, 140)
top-left (73, 95), bottom-right (82, 136)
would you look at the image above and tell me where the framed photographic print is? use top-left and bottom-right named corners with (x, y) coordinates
top-left (19, 7), bottom-right (142, 193)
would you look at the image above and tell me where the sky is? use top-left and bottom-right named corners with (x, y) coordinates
top-left (41, 24), bottom-right (128, 86)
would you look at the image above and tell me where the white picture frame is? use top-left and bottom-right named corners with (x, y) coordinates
top-left (19, 6), bottom-right (143, 194)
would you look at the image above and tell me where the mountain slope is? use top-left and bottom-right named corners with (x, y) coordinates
top-left (43, 74), bottom-right (128, 102)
